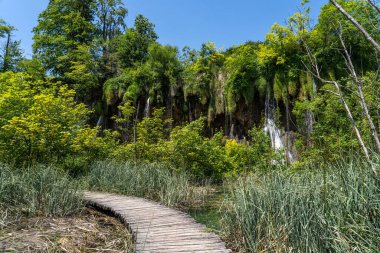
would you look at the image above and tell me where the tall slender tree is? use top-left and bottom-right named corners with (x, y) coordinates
top-left (0, 19), bottom-right (23, 72)
top-left (95, 0), bottom-right (127, 80)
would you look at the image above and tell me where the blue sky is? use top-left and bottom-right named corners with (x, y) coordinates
top-left (0, 0), bottom-right (327, 58)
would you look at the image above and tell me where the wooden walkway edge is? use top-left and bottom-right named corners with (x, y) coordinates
top-left (84, 192), bottom-right (232, 253)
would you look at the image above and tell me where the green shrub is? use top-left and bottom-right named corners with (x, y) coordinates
top-left (223, 158), bottom-right (380, 252)
top-left (0, 72), bottom-right (117, 169)
top-left (112, 115), bottom-right (273, 180)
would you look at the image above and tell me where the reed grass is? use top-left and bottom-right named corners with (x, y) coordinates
top-left (0, 164), bottom-right (83, 228)
top-left (223, 158), bottom-right (380, 252)
top-left (85, 161), bottom-right (195, 207)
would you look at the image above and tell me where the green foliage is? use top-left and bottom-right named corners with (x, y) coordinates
top-left (112, 114), bottom-right (272, 180)
top-left (225, 44), bottom-right (260, 112)
top-left (293, 69), bottom-right (380, 166)
top-left (33, 0), bottom-right (96, 75)
top-left (145, 43), bottom-right (182, 103)
top-left (137, 108), bottom-right (171, 144)
top-left (183, 42), bottom-right (225, 105)
top-left (95, 0), bottom-right (127, 80)
top-left (64, 45), bottom-right (99, 99)
top-left (0, 20), bottom-right (24, 72)
top-left (95, 0), bottom-right (127, 42)
top-left (0, 72), bottom-right (114, 167)
top-left (169, 117), bottom-right (229, 179)
top-left (112, 101), bottom-right (135, 139)
top-left (223, 158), bottom-right (380, 252)
top-left (115, 15), bottom-right (157, 68)
top-left (17, 58), bottom-right (46, 80)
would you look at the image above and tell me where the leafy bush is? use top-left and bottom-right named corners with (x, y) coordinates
top-left (169, 118), bottom-right (230, 179)
top-left (0, 72), bottom-right (117, 169)
top-left (112, 112), bottom-right (273, 180)
top-left (223, 158), bottom-right (380, 252)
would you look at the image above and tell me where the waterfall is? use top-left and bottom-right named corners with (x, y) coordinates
top-left (96, 115), bottom-right (104, 127)
top-left (264, 91), bottom-right (294, 162)
top-left (264, 93), bottom-right (284, 150)
top-left (144, 97), bottom-right (151, 118)
top-left (229, 124), bottom-right (235, 139)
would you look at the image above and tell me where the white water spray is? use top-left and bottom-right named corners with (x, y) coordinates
top-left (264, 91), bottom-right (294, 162)
top-left (264, 93), bottom-right (284, 150)
top-left (97, 115), bottom-right (104, 127)
top-left (144, 97), bottom-right (151, 118)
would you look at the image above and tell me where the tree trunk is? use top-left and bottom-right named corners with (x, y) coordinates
top-left (285, 95), bottom-right (291, 164)
top-left (2, 30), bottom-right (11, 72)
top-left (332, 81), bottom-right (371, 163)
top-left (304, 35), bottom-right (377, 175)
top-left (356, 82), bottom-right (380, 152)
top-left (338, 30), bottom-right (380, 153)
top-left (224, 97), bottom-right (229, 136)
top-left (133, 100), bottom-right (140, 162)
top-left (330, 0), bottom-right (380, 53)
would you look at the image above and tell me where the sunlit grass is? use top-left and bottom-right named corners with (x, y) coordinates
top-left (0, 164), bottom-right (83, 228)
top-left (85, 161), bottom-right (196, 207)
top-left (222, 158), bottom-right (380, 252)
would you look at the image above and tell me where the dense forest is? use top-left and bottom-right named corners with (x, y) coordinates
top-left (1, 0), bottom-right (380, 252)
top-left (0, 0), bottom-right (379, 173)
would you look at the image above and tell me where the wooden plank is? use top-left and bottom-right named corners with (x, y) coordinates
top-left (84, 192), bottom-right (231, 253)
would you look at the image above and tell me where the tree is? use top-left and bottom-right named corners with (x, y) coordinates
top-left (33, 0), bottom-right (96, 76)
top-left (116, 15), bottom-right (158, 68)
top-left (95, 0), bottom-right (127, 50)
top-left (330, 0), bottom-right (380, 53)
top-left (0, 20), bottom-right (24, 72)
top-left (64, 45), bottom-right (99, 101)
top-left (367, 0), bottom-right (380, 14)
top-left (144, 44), bottom-right (182, 111)
top-left (95, 0), bottom-right (127, 80)
top-left (225, 44), bottom-right (260, 114)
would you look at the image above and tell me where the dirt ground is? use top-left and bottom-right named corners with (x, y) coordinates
top-left (0, 207), bottom-right (134, 253)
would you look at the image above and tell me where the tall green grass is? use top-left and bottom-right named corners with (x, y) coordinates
top-left (0, 164), bottom-right (83, 227)
top-left (223, 159), bottom-right (380, 252)
top-left (86, 161), bottom-right (195, 207)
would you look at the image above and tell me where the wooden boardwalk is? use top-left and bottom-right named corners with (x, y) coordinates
top-left (84, 192), bottom-right (232, 253)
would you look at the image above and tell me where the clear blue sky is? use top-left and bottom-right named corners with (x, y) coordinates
top-left (0, 0), bottom-right (328, 58)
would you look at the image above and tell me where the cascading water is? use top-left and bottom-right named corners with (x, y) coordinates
top-left (264, 91), bottom-right (294, 162)
top-left (96, 115), bottom-right (104, 127)
top-left (144, 97), bottom-right (151, 118)
top-left (264, 93), bottom-right (284, 150)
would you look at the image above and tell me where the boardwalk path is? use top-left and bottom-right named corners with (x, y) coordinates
top-left (84, 192), bottom-right (231, 253)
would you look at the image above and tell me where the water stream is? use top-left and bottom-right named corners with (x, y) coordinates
top-left (264, 91), bottom-right (294, 162)
top-left (144, 97), bottom-right (151, 118)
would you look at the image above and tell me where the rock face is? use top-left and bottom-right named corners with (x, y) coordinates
top-left (103, 70), bottom-right (300, 160)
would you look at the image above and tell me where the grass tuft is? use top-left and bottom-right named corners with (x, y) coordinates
top-left (0, 164), bottom-right (83, 228)
top-left (85, 161), bottom-right (195, 207)
top-left (223, 158), bottom-right (380, 252)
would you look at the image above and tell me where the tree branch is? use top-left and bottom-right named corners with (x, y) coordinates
top-left (367, 0), bottom-right (380, 15)
top-left (330, 0), bottom-right (380, 54)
